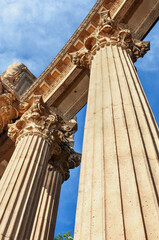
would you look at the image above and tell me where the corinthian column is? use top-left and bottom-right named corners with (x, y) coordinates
top-left (29, 145), bottom-right (81, 240)
top-left (0, 96), bottom-right (76, 240)
top-left (71, 10), bottom-right (159, 240)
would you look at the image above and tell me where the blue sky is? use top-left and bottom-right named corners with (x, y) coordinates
top-left (0, 0), bottom-right (158, 237)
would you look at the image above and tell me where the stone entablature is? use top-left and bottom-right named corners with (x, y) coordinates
top-left (17, 0), bottom-right (158, 106)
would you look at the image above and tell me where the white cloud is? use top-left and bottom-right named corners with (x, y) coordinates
top-left (0, 0), bottom-right (97, 76)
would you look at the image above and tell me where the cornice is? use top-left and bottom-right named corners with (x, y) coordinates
top-left (20, 0), bottom-right (116, 101)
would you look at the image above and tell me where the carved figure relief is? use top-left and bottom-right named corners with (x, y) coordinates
top-left (1, 62), bottom-right (27, 85)
top-left (0, 93), bottom-right (19, 134)
top-left (0, 62), bottom-right (35, 134)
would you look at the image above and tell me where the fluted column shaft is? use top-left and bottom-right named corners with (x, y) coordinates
top-left (0, 134), bottom-right (50, 240)
top-left (0, 95), bottom-right (77, 240)
top-left (29, 164), bottom-right (63, 240)
top-left (74, 45), bottom-right (159, 240)
top-left (29, 148), bottom-right (81, 240)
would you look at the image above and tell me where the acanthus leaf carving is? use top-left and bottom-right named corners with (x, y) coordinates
top-left (49, 143), bottom-right (81, 182)
top-left (70, 10), bottom-right (150, 68)
top-left (8, 95), bottom-right (78, 156)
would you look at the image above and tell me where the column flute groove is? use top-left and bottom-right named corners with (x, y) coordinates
top-left (123, 50), bottom-right (159, 154)
top-left (0, 135), bottom-right (35, 212)
top-left (108, 44), bottom-right (127, 239)
top-left (101, 47), bottom-right (107, 240)
top-left (127, 53), bottom-right (159, 137)
top-left (110, 44), bottom-right (146, 239)
top-left (116, 46), bottom-right (159, 238)
top-left (112, 45), bottom-right (148, 238)
top-left (19, 138), bottom-right (50, 238)
top-left (75, 57), bottom-right (94, 239)
top-left (105, 45), bottom-right (126, 240)
top-left (105, 46), bottom-right (125, 239)
top-left (0, 136), bottom-right (27, 194)
top-left (90, 53), bottom-right (97, 239)
top-left (119, 48), bottom-right (159, 202)
top-left (29, 166), bottom-right (63, 239)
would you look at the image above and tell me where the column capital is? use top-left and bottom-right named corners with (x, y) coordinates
top-left (8, 95), bottom-right (77, 154)
top-left (70, 10), bottom-right (149, 68)
top-left (50, 142), bottom-right (81, 182)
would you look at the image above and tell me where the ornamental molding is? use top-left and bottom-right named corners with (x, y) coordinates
top-left (70, 10), bottom-right (150, 68)
top-left (20, 0), bottom-right (106, 100)
top-left (8, 96), bottom-right (77, 155)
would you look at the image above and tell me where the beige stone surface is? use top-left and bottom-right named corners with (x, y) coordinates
top-left (72, 11), bottom-right (159, 240)
top-left (29, 149), bottom-right (81, 240)
top-left (0, 96), bottom-right (79, 239)
top-left (0, 134), bottom-right (50, 240)
top-left (29, 165), bottom-right (63, 240)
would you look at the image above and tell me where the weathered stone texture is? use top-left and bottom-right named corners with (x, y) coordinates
top-left (72, 11), bottom-right (159, 240)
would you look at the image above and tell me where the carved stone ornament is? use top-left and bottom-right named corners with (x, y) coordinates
top-left (1, 62), bottom-right (36, 97)
top-left (70, 10), bottom-right (150, 68)
top-left (0, 93), bottom-right (19, 134)
top-left (0, 62), bottom-right (36, 133)
top-left (49, 142), bottom-right (81, 182)
top-left (8, 95), bottom-right (77, 155)
top-left (1, 63), bottom-right (27, 85)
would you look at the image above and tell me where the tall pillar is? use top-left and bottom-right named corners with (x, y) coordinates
top-left (29, 147), bottom-right (81, 240)
top-left (71, 10), bottom-right (159, 240)
top-left (0, 95), bottom-right (77, 240)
